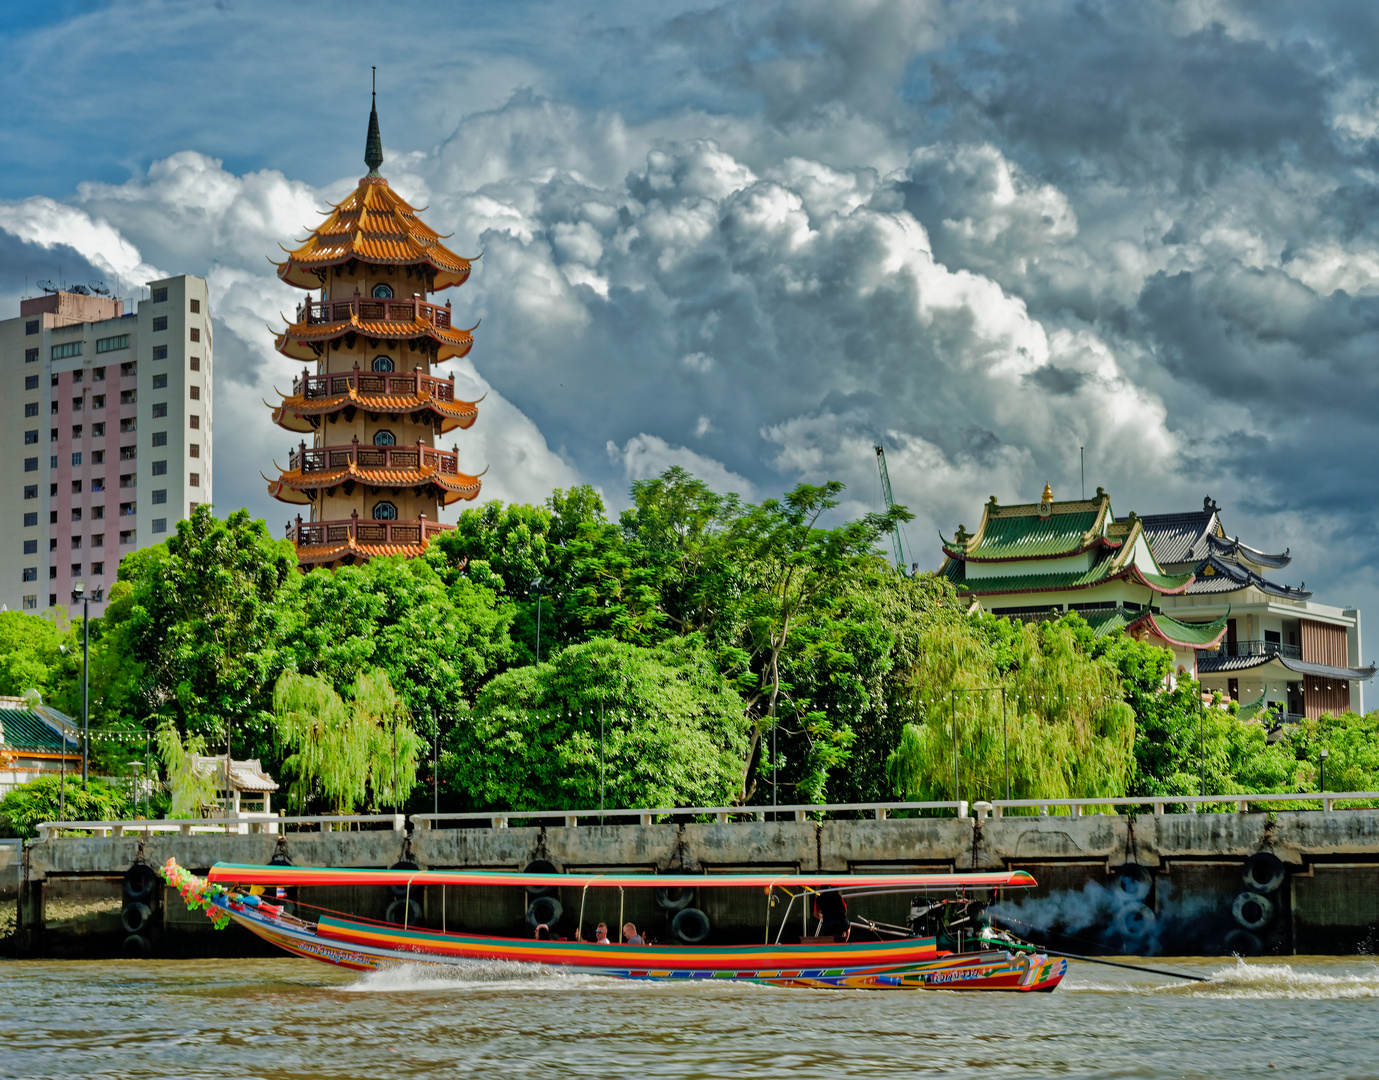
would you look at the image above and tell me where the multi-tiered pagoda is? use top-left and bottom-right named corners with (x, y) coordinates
top-left (267, 92), bottom-right (483, 567)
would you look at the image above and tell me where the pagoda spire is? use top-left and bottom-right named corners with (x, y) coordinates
top-left (365, 66), bottom-right (384, 176)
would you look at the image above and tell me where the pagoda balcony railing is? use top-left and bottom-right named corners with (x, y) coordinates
top-left (296, 296), bottom-right (452, 328)
top-left (288, 438), bottom-right (462, 476)
top-left (288, 513), bottom-right (454, 548)
top-left (1196, 638), bottom-right (1303, 662)
top-left (292, 368), bottom-right (458, 402)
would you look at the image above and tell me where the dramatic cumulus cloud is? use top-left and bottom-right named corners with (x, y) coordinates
top-left (4, 0), bottom-right (1379, 631)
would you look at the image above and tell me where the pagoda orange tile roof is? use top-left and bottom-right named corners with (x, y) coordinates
top-left (272, 388), bottom-right (479, 435)
top-left (275, 314), bottom-right (474, 364)
top-left (296, 538), bottom-right (431, 565)
top-left (267, 462), bottom-right (483, 506)
top-left (277, 176), bottom-right (472, 291)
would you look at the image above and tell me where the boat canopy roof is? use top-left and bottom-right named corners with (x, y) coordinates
top-left (206, 863), bottom-right (1036, 891)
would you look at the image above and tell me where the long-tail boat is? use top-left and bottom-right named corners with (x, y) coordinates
top-left (160, 860), bottom-right (1066, 992)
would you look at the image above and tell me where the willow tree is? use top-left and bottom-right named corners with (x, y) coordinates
top-left (155, 721), bottom-right (216, 818)
top-left (274, 669), bottom-right (423, 814)
top-left (887, 617), bottom-right (1134, 803)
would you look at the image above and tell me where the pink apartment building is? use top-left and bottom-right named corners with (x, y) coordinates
top-left (0, 277), bottom-right (213, 618)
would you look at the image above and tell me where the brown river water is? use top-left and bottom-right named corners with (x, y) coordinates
top-left (2, 956), bottom-right (1377, 1079)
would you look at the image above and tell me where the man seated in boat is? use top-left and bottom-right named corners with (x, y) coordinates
top-left (622, 922), bottom-right (645, 945)
top-left (812, 891), bottom-right (850, 940)
top-left (594, 922), bottom-right (611, 944)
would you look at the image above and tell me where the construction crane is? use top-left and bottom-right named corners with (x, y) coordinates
top-left (874, 444), bottom-right (908, 571)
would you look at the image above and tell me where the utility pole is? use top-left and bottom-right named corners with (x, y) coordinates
top-left (70, 581), bottom-right (102, 788)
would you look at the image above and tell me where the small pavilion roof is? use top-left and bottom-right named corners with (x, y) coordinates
top-left (1197, 652), bottom-right (1377, 682)
top-left (190, 755), bottom-right (278, 793)
top-left (276, 176), bottom-right (472, 291)
top-left (0, 697), bottom-right (79, 753)
top-left (943, 490), bottom-right (1115, 561)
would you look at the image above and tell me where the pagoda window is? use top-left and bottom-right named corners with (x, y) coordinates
top-left (373, 501), bottom-right (398, 520)
top-left (372, 284), bottom-right (394, 299)
top-left (372, 355), bottom-right (394, 372)
top-left (373, 430), bottom-right (396, 446)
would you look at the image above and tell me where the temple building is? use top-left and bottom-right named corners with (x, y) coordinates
top-left (266, 89), bottom-right (484, 568)
top-left (939, 485), bottom-right (1228, 681)
top-left (1134, 498), bottom-right (1373, 719)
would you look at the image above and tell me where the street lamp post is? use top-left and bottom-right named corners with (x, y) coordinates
top-left (1319, 748), bottom-right (1329, 795)
top-left (531, 577), bottom-right (546, 663)
top-left (70, 581), bottom-right (103, 789)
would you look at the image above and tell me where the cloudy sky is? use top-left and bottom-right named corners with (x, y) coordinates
top-left (3, 0), bottom-right (1378, 633)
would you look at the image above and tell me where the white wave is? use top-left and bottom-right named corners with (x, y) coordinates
top-left (1182, 959), bottom-right (1379, 1000)
top-left (339, 960), bottom-right (601, 993)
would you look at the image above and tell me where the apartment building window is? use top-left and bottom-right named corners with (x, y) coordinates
top-left (23, 540), bottom-right (36, 555)
top-left (48, 593), bottom-right (55, 606)
top-left (120, 530), bottom-right (135, 545)
top-left (152, 518), bottom-right (167, 534)
top-left (23, 596), bottom-right (36, 610)
top-left (189, 502), bottom-right (200, 513)
top-left (50, 401), bottom-right (57, 414)
top-left (91, 562), bottom-right (103, 575)
top-left (24, 458), bottom-right (37, 472)
top-left (92, 450), bottom-right (105, 465)
top-left (24, 430), bottom-right (37, 445)
top-left (24, 486), bottom-right (36, 500)
top-left (70, 564), bottom-right (80, 576)
top-left (152, 489), bottom-right (167, 505)
top-left (23, 512), bottom-right (37, 527)
top-left (189, 472), bottom-right (201, 487)
top-left (25, 375), bottom-right (38, 391)
top-left (25, 320), bottom-right (39, 335)
top-left (152, 460), bottom-right (167, 476)
top-left (25, 404), bottom-right (38, 418)
top-left (190, 299), bottom-right (200, 313)
top-left (92, 480), bottom-right (105, 494)
top-left (48, 567), bottom-right (56, 579)
top-left (48, 484), bottom-right (56, 496)
top-left (151, 286), bottom-right (168, 303)
top-left (71, 452), bottom-right (81, 467)
top-left (153, 345), bottom-right (169, 361)
top-left (119, 446), bottom-right (137, 461)
top-left (71, 481), bottom-right (81, 494)
top-left (120, 502), bottom-right (136, 516)
top-left (120, 390), bottom-right (137, 405)
top-left (189, 415), bottom-right (200, 430)
top-left (50, 428), bottom-right (57, 442)
top-left (92, 395), bottom-right (105, 409)
top-left (48, 538), bottom-right (56, 550)
top-left (73, 371), bottom-right (83, 384)
top-left (96, 334), bottom-right (129, 354)
top-left (152, 316), bottom-right (168, 332)
top-left (190, 386), bottom-right (201, 401)
top-left (22, 568), bottom-right (36, 582)
top-left (49, 456), bottom-right (57, 469)
top-left (71, 508), bottom-right (82, 522)
top-left (120, 418), bottom-right (137, 433)
top-left (190, 328), bottom-right (201, 342)
top-left (120, 473), bottom-right (136, 488)
top-left (94, 367), bottom-right (105, 381)
top-left (25, 348), bottom-right (39, 364)
top-left (153, 374), bottom-right (168, 389)
top-left (92, 535), bottom-right (104, 548)
top-left (92, 506), bottom-right (104, 519)
top-left (189, 444), bottom-right (200, 459)
top-left (51, 342), bottom-right (82, 360)
top-left (72, 397), bottom-right (83, 411)
top-left (92, 422), bottom-right (105, 437)
top-left (49, 511), bottom-right (56, 524)
top-left (152, 432), bottom-right (167, 447)
top-left (71, 536), bottom-right (81, 549)
top-left (120, 361), bottom-right (136, 376)
top-left (152, 403), bottom-right (167, 418)
top-left (190, 356), bottom-right (201, 372)
top-left (72, 425), bottom-right (82, 439)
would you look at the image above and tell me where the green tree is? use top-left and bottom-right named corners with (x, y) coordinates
top-left (442, 637), bottom-right (750, 811)
top-left (273, 669), bottom-right (423, 814)
top-left (0, 612), bottom-right (78, 700)
top-left (0, 775), bottom-right (131, 837)
top-left (156, 720), bottom-right (217, 818)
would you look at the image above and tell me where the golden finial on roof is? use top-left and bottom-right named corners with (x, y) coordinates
top-left (1041, 482), bottom-right (1053, 505)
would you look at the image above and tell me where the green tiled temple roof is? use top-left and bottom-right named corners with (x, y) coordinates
top-left (942, 558), bottom-right (1193, 596)
top-left (947, 508), bottom-right (1106, 560)
top-left (0, 701), bottom-right (77, 751)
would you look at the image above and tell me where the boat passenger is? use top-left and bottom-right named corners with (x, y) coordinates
top-left (534, 923), bottom-right (550, 940)
top-left (623, 922), bottom-right (644, 945)
top-left (813, 891), bottom-right (850, 940)
top-left (595, 922), bottom-right (611, 944)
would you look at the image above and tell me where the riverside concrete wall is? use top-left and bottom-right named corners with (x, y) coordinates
top-left (11, 809), bottom-right (1379, 958)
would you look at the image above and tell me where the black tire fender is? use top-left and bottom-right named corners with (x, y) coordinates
top-left (671, 906), bottom-right (711, 944)
top-left (655, 885), bottom-right (695, 911)
top-left (388, 860), bottom-right (420, 899)
top-left (1232, 891), bottom-right (1273, 931)
top-left (1242, 852), bottom-right (1286, 895)
top-left (1223, 928), bottom-right (1263, 957)
top-left (121, 902), bottom-right (155, 935)
top-left (524, 859), bottom-right (558, 898)
top-left (526, 895), bottom-right (564, 929)
top-left (123, 864), bottom-right (157, 903)
top-left (1113, 864), bottom-right (1153, 903)
top-left (1111, 902), bottom-right (1155, 940)
top-left (385, 898), bottom-right (422, 926)
top-left (121, 933), bottom-right (153, 959)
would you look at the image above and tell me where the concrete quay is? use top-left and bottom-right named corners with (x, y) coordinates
top-left (12, 809), bottom-right (1379, 959)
